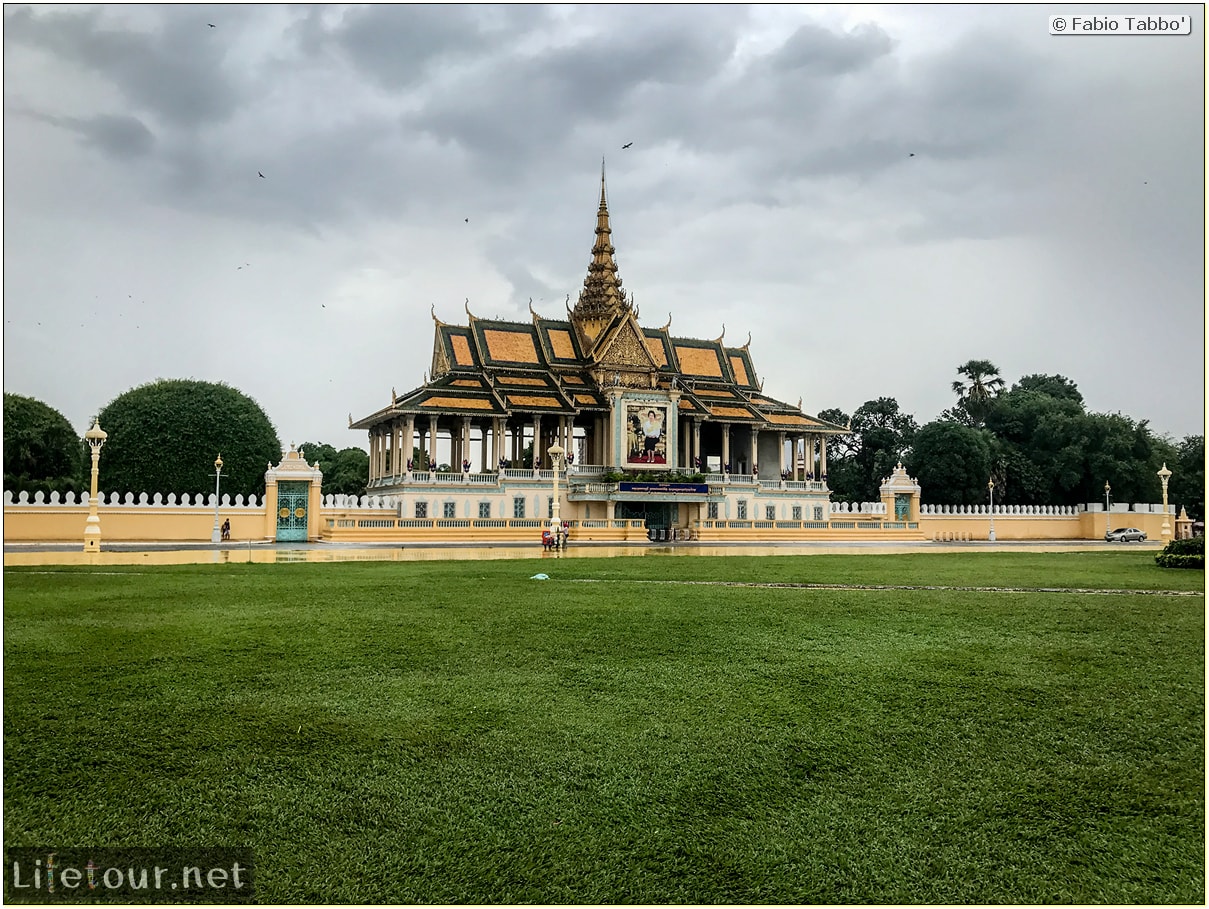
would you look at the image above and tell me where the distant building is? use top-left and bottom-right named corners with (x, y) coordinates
top-left (351, 168), bottom-right (848, 533)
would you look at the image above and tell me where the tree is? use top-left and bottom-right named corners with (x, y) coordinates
top-left (326, 449), bottom-right (370, 495)
top-left (94, 379), bottom-right (282, 499)
top-left (298, 441), bottom-right (369, 496)
top-left (982, 384), bottom-right (1087, 504)
top-left (1012, 374), bottom-right (1083, 406)
top-left (817, 408), bottom-right (857, 459)
top-left (905, 421), bottom-right (993, 505)
top-left (3, 393), bottom-right (84, 496)
top-left (825, 398), bottom-right (918, 502)
top-left (1169, 435), bottom-right (1205, 522)
top-left (951, 359), bottom-right (1005, 426)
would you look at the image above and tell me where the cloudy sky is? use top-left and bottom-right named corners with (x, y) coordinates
top-left (4, 3), bottom-right (1204, 457)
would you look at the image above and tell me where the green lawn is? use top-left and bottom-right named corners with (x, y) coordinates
top-left (4, 552), bottom-right (1204, 903)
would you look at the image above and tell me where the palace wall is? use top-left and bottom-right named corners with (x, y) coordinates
top-left (3, 489), bottom-right (1178, 545)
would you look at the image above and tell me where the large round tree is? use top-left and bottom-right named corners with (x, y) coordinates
top-left (3, 393), bottom-right (84, 495)
top-left (905, 420), bottom-right (993, 506)
top-left (95, 379), bottom-right (282, 499)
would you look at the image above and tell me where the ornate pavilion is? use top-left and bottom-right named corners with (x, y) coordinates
top-left (351, 168), bottom-right (849, 533)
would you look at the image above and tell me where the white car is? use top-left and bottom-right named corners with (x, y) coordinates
top-left (1105, 527), bottom-right (1147, 542)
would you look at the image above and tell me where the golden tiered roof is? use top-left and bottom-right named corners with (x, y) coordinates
top-left (350, 169), bottom-right (847, 435)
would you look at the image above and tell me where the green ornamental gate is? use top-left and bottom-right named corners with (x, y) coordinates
top-left (276, 480), bottom-right (310, 542)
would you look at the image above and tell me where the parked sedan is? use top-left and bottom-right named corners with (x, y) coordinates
top-left (1105, 527), bottom-right (1147, 542)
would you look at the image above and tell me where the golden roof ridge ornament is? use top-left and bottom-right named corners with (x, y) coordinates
top-left (714, 324), bottom-right (726, 344)
top-left (430, 304), bottom-right (444, 326)
top-left (661, 312), bottom-right (672, 332)
top-left (742, 331), bottom-right (752, 351)
top-left (571, 161), bottom-right (628, 320)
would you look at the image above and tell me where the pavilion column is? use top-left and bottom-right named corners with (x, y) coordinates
top-left (750, 429), bottom-right (759, 479)
top-left (460, 417), bottom-right (471, 472)
top-left (404, 416), bottom-right (415, 477)
top-left (532, 414), bottom-right (541, 470)
top-left (480, 422), bottom-right (489, 471)
top-left (388, 422), bottom-right (398, 481)
top-left (778, 432), bottom-right (786, 477)
top-left (595, 416), bottom-right (606, 465)
top-left (721, 423), bottom-right (731, 472)
top-left (692, 419), bottom-right (702, 470)
top-left (428, 415), bottom-right (439, 470)
top-left (820, 435), bottom-right (828, 480)
top-left (368, 432), bottom-right (376, 483)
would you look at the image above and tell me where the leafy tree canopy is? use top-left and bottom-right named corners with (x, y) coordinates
top-left (299, 441), bottom-right (369, 497)
top-left (1012, 373), bottom-right (1084, 405)
top-left (824, 398), bottom-right (918, 502)
top-left (3, 393), bottom-right (84, 495)
top-left (95, 379), bottom-right (282, 499)
top-left (1168, 435), bottom-right (1204, 522)
top-left (905, 421), bottom-right (993, 506)
top-left (951, 359), bottom-right (1005, 426)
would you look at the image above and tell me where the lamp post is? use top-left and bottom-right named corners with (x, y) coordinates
top-left (82, 418), bottom-right (108, 552)
top-left (988, 477), bottom-right (996, 542)
top-left (1104, 481), bottom-right (1112, 539)
top-left (1157, 463), bottom-right (1172, 542)
top-left (548, 442), bottom-right (565, 542)
top-left (210, 454), bottom-right (224, 544)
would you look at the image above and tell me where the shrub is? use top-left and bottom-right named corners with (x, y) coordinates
top-left (1155, 535), bottom-right (1204, 569)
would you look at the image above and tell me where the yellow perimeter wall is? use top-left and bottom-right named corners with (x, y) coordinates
top-left (2, 502), bottom-right (1178, 544)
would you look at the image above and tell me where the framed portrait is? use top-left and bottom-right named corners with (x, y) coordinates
top-left (626, 403), bottom-right (668, 465)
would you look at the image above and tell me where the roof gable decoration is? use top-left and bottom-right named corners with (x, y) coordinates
top-left (592, 313), bottom-right (660, 387)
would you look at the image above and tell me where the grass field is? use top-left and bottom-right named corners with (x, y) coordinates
top-left (4, 552), bottom-right (1204, 903)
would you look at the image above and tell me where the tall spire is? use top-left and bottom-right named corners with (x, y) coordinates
top-left (572, 159), bottom-right (628, 320)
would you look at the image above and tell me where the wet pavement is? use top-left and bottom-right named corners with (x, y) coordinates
top-left (3, 538), bottom-right (1156, 567)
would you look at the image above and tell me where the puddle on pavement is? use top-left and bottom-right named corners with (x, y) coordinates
top-left (3, 541), bottom-right (1121, 567)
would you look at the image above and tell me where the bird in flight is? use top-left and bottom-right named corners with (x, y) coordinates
top-left (208, 23), bottom-right (216, 28)
top-left (258, 171), bottom-right (265, 178)
top-left (908, 153), bottom-right (915, 157)
top-left (464, 218), bottom-right (469, 223)
top-left (622, 142), bottom-right (633, 149)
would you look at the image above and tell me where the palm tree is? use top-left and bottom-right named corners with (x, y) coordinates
top-left (951, 359), bottom-right (1005, 426)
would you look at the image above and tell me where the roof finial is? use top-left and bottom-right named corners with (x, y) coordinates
top-left (430, 304), bottom-right (444, 326)
top-left (661, 312), bottom-right (672, 332)
top-left (572, 164), bottom-right (627, 319)
top-left (742, 331), bottom-right (752, 350)
top-left (465, 298), bottom-right (477, 321)
top-left (714, 323), bottom-right (726, 344)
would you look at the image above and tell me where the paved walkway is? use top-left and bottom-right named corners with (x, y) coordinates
top-left (4, 537), bottom-right (1161, 566)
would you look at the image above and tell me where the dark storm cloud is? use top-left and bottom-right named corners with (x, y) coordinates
top-left (405, 6), bottom-right (745, 165)
top-left (295, 4), bottom-right (552, 89)
top-left (15, 109), bottom-right (156, 158)
top-left (4, 5), bottom-right (244, 130)
top-left (769, 22), bottom-right (895, 75)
